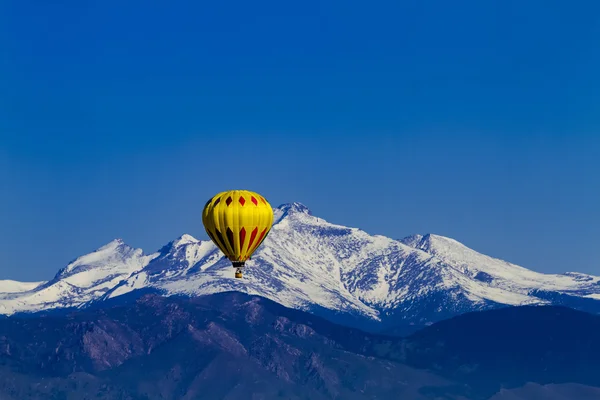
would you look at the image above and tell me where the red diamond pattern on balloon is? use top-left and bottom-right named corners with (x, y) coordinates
top-left (226, 196), bottom-right (232, 206)
top-left (239, 196), bottom-right (246, 206)
top-left (239, 227), bottom-right (246, 248)
top-left (251, 196), bottom-right (258, 206)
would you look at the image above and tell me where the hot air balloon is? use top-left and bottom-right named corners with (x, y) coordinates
top-left (202, 190), bottom-right (274, 278)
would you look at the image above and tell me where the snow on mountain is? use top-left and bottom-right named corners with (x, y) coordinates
top-left (0, 280), bottom-right (44, 294)
top-left (403, 234), bottom-right (600, 298)
top-left (105, 207), bottom-right (384, 319)
top-left (0, 239), bottom-right (157, 314)
top-left (0, 203), bottom-right (599, 331)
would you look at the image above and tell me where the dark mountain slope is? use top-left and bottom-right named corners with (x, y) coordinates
top-left (0, 292), bottom-right (459, 400)
top-left (370, 305), bottom-right (600, 399)
top-left (489, 383), bottom-right (600, 400)
top-left (1, 292), bottom-right (599, 399)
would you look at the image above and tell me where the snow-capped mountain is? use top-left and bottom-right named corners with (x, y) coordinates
top-left (1, 202), bottom-right (599, 332)
top-left (0, 239), bottom-right (156, 314)
top-left (402, 233), bottom-right (600, 300)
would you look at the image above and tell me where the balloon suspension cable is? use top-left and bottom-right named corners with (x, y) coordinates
top-left (232, 261), bottom-right (245, 279)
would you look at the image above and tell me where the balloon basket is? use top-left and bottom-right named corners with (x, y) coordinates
top-left (232, 261), bottom-right (245, 279)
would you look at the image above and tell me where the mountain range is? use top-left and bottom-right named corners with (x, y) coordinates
top-left (0, 292), bottom-right (599, 400)
top-left (1, 202), bottom-right (600, 335)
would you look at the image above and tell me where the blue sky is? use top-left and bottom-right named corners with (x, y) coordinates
top-left (1, 1), bottom-right (599, 280)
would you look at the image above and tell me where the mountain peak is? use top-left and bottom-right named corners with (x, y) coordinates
top-left (399, 234), bottom-right (424, 248)
top-left (50, 238), bottom-right (148, 286)
top-left (98, 238), bottom-right (127, 251)
top-left (277, 202), bottom-right (312, 215)
top-left (405, 233), bottom-right (466, 253)
top-left (158, 234), bottom-right (201, 254)
top-left (416, 233), bottom-right (435, 251)
top-left (172, 234), bottom-right (199, 247)
top-left (273, 202), bottom-right (314, 225)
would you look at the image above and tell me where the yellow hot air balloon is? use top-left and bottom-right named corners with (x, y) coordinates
top-left (202, 190), bottom-right (274, 278)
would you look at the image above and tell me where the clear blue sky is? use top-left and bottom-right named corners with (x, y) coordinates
top-left (1, 1), bottom-right (599, 280)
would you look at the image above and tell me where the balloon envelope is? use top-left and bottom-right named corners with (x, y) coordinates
top-left (202, 190), bottom-right (274, 273)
